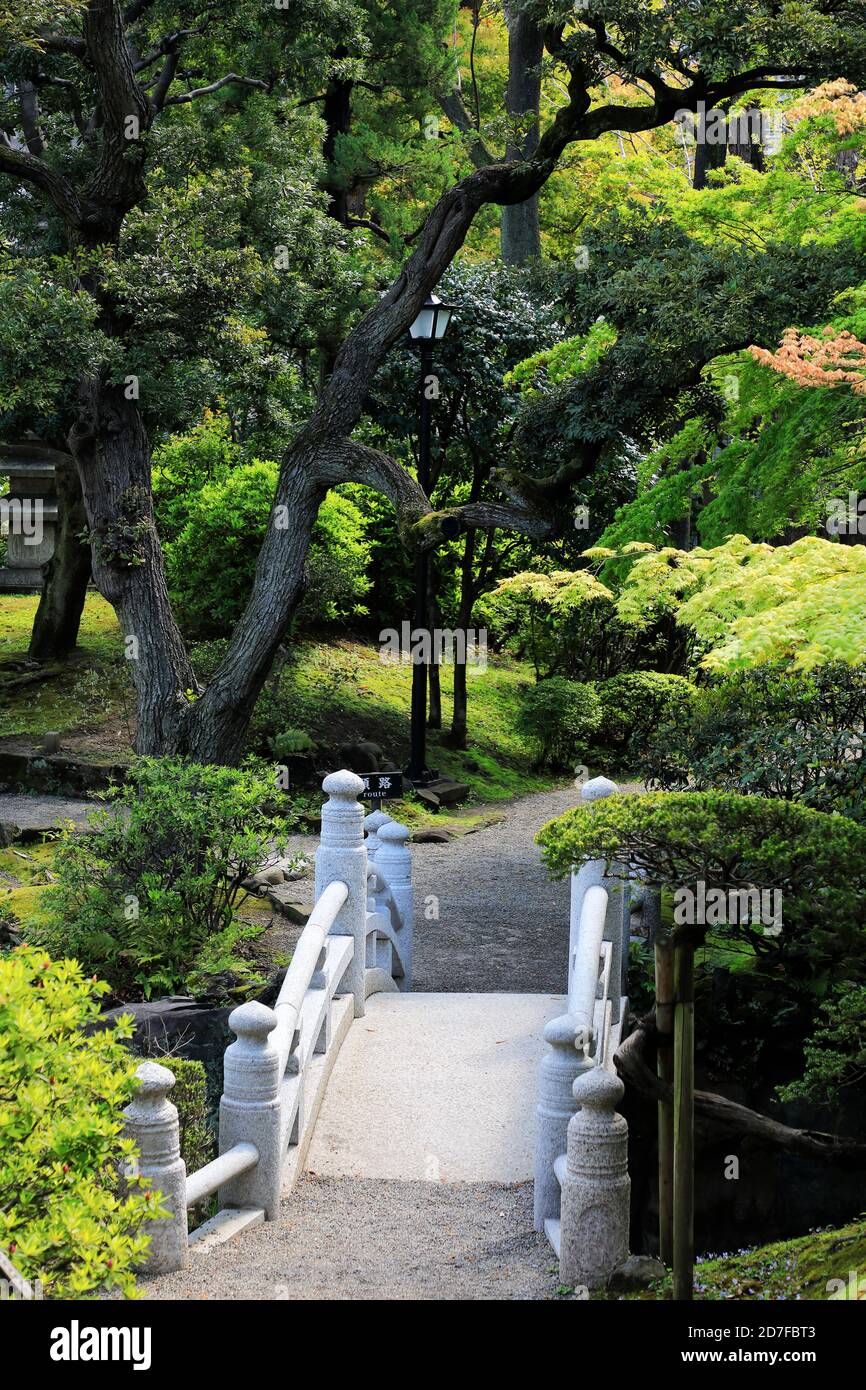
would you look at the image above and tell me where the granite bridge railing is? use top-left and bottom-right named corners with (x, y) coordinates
top-left (533, 775), bottom-right (634, 1290)
top-left (124, 770), bottom-right (412, 1275)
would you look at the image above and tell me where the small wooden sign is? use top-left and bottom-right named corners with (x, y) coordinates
top-left (360, 771), bottom-right (403, 801)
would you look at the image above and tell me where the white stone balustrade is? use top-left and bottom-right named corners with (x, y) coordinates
top-left (534, 773), bottom-right (632, 1287)
top-left (315, 770), bottom-right (369, 1018)
top-left (370, 818), bottom-right (414, 989)
top-left (123, 769), bottom-right (414, 1276)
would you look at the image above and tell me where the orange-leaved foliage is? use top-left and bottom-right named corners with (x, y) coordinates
top-left (787, 80), bottom-right (866, 135)
top-left (749, 327), bottom-right (866, 395)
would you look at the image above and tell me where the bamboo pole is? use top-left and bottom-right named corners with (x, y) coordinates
top-left (654, 932), bottom-right (675, 1268)
top-left (672, 937), bottom-right (695, 1301)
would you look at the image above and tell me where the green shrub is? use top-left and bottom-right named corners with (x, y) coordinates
top-left (595, 671), bottom-right (697, 754)
top-left (0, 947), bottom-right (166, 1298)
top-left (478, 569), bottom-right (664, 682)
top-left (269, 728), bottom-right (315, 758)
top-left (152, 411), bottom-right (240, 545)
top-left (640, 662), bottom-right (866, 820)
top-left (157, 455), bottom-right (371, 640)
top-left (537, 790), bottom-right (866, 980)
top-left (37, 757), bottom-right (294, 1002)
top-left (516, 677), bottom-right (602, 770)
top-left (167, 1057), bottom-right (213, 1174)
top-left (778, 981), bottom-right (866, 1107)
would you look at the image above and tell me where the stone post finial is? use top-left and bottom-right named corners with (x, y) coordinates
top-left (316, 769), bottom-right (368, 1017)
top-left (226, 1000), bottom-right (279, 1067)
top-left (376, 819), bottom-right (413, 990)
top-left (123, 1062), bottom-right (188, 1275)
top-left (320, 770), bottom-right (366, 848)
top-left (559, 1065), bottom-right (630, 1288)
top-left (219, 1001), bottom-right (282, 1218)
top-left (364, 807), bottom-right (390, 843)
top-left (572, 1063), bottom-right (625, 1112)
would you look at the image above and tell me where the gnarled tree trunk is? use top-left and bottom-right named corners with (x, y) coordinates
top-left (29, 454), bottom-right (91, 661)
top-left (69, 379), bottom-right (198, 753)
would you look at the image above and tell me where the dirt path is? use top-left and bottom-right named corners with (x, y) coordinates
top-left (410, 783), bottom-right (580, 993)
top-left (143, 1177), bottom-right (559, 1302)
top-left (0, 792), bottom-right (101, 830)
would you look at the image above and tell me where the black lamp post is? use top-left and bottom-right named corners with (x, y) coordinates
top-left (404, 293), bottom-right (455, 785)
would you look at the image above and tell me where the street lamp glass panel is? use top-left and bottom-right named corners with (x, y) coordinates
top-left (432, 300), bottom-right (453, 339)
top-left (409, 294), bottom-right (454, 342)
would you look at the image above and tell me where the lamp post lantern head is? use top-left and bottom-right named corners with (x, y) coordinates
top-left (408, 293), bottom-right (455, 344)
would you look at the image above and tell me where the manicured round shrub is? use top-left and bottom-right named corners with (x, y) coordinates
top-left (0, 947), bottom-right (166, 1298)
top-left (595, 671), bottom-right (697, 753)
top-left (537, 789), bottom-right (866, 976)
top-left (516, 677), bottom-right (602, 770)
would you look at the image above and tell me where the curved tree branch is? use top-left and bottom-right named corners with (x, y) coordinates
top-left (616, 1015), bottom-right (866, 1165)
top-left (0, 142), bottom-right (85, 225)
top-left (313, 440), bottom-right (553, 547)
top-left (163, 72), bottom-right (270, 106)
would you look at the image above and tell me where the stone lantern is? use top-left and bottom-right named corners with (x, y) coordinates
top-left (0, 442), bottom-right (61, 591)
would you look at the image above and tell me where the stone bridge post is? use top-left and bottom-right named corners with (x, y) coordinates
top-left (315, 770), bottom-right (368, 1018)
top-left (123, 1061), bottom-right (188, 1275)
top-left (559, 1068), bottom-right (630, 1288)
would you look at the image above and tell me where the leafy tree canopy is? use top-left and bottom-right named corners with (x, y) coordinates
top-left (597, 533), bottom-right (866, 672)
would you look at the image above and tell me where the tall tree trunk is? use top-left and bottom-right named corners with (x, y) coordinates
top-left (69, 378), bottom-right (198, 753)
top-left (500, 3), bottom-right (543, 264)
top-left (726, 108), bottom-right (765, 171)
top-left (29, 455), bottom-right (91, 660)
top-left (449, 645), bottom-right (469, 749)
top-left (693, 136), bottom-right (727, 189)
top-left (318, 56), bottom-right (354, 385)
top-left (446, 527), bottom-right (476, 748)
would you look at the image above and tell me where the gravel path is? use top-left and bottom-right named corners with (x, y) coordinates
top-left (410, 783), bottom-right (580, 993)
top-left (0, 792), bottom-right (101, 830)
top-left (256, 783), bottom-right (584, 990)
top-left (144, 1177), bottom-right (559, 1301)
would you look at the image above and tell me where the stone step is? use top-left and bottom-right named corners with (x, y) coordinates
top-left (188, 1205), bottom-right (265, 1253)
top-left (424, 778), bottom-right (470, 805)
